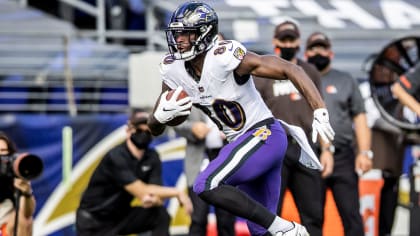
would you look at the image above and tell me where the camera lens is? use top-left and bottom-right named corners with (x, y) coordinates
top-left (13, 154), bottom-right (44, 180)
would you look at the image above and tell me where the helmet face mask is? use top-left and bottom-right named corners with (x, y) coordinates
top-left (166, 27), bottom-right (200, 61)
top-left (166, 2), bottom-right (218, 61)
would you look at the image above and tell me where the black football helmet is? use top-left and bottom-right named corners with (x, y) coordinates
top-left (165, 1), bottom-right (218, 61)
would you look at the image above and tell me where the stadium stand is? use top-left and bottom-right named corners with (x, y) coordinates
top-left (206, 0), bottom-right (420, 79)
top-left (3, 0), bottom-right (418, 115)
top-left (0, 0), bottom-right (129, 114)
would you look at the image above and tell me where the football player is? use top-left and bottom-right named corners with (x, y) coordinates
top-left (147, 1), bottom-right (334, 235)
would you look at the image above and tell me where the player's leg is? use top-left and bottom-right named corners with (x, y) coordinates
top-left (194, 120), bottom-right (300, 235)
top-left (207, 147), bottom-right (236, 236)
top-left (237, 165), bottom-right (281, 235)
top-left (276, 136), bottom-right (295, 215)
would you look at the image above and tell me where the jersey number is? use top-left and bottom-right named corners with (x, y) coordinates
top-left (213, 40), bottom-right (233, 56)
top-left (197, 99), bottom-right (246, 131)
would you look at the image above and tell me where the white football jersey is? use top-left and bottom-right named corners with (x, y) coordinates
top-left (159, 40), bottom-right (273, 141)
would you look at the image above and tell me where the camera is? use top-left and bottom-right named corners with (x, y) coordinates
top-left (0, 153), bottom-right (44, 180)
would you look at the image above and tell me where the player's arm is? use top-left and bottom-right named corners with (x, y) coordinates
top-left (237, 52), bottom-right (324, 110)
top-left (148, 82), bottom-right (193, 136)
top-left (236, 51), bottom-right (335, 143)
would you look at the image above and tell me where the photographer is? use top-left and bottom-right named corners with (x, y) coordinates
top-left (0, 132), bottom-right (36, 236)
top-left (76, 108), bottom-right (192, 236)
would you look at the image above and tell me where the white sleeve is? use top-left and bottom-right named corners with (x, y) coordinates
top-left (215, 40), bottom-right (247, 72)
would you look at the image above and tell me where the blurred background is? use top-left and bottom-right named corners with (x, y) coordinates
top-left (0, 0), bottom-right (419, 235)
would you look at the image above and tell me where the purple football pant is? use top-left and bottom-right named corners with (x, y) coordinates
top-left (193, 120), bottom-right (287, 236)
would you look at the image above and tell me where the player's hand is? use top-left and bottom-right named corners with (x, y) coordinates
top-left (177, 190), bottom-right (193, 215)
top-left (312, 108), bottom-right (335, 143)
top-left (154, 86), bottom-right (192, 124)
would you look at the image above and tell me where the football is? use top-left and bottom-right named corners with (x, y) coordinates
top-left (165, 89), bottom-right (190, 126)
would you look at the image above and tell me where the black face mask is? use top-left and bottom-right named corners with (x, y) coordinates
top-left (277, 46), bottom-right (299, 61)
top-left (130, 130), bottom-right (152, 149)
top-left (307, 54), bottom-right (330, 71)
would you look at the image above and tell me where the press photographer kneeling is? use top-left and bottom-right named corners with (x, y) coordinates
top-left (0, 132), bottom-right (43, 236)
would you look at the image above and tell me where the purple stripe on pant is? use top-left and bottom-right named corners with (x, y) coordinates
top-left (193, 120), bottom-right (288, 235)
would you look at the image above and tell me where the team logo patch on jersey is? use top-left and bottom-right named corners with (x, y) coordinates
top-left (233, 47), bottom-right (245, 60)
top-left (252, 127), bottom-right (271, 141)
